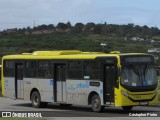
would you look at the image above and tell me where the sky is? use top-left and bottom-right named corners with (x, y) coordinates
top-left (0, 0), bottom-right (160, 31)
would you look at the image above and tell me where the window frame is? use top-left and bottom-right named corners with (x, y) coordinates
top-left (37, 60), bottom-right (52, 79)
top-left (3, 60), bottom-right (15, 77)
top-left (67, 60), bottom-right (83, 79)
top-left (24, 60), bottom-right (38, 78)
top-left (67, 60), bottom-right (101, 80)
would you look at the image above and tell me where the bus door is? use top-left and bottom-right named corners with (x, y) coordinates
top-left (104, 64), bottom-right (117, 104)
top-left (15, 63), bottom-right (24, 99)
top-left (54, 64), bottom-right (66, 102)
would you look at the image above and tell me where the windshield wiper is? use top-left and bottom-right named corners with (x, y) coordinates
top-left (130, 65), bottom-right (140, 76)
top-left (144, 63), bottom-right (149, 74)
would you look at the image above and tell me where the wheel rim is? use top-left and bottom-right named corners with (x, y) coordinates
top-left (93, 98), bottom-right (100, 109)
top-left (33, 96), bottom-right (39, 105)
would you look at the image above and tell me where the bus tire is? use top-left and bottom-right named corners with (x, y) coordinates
top-left (31, 91), bottom-right (42, 108)
top-left (122, 106), bottom-right (133, 111)
top-left (91, 94), bottom-right (104, 112)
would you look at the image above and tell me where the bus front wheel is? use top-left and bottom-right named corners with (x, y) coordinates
top-left (91, 94), bottom-right (104, 112)
top-left (122, 106), bottom-right (133, 111)
top-left (31, 91), bottom-right (42, 108)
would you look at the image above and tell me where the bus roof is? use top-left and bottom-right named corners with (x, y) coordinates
top-left (2, 50), bottom-right (148, 60)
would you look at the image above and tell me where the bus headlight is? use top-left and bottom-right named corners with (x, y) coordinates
top-left (122, 91), bottom-right (128, 97)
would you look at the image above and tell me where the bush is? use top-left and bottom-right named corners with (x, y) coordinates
top-left (158, 90), bottom-right (160, 101)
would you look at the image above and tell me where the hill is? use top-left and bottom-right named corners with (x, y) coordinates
top-left (0, 22), bottom-right (160, 56)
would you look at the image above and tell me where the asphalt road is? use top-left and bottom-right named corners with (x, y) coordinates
top-left (0, 97), bottom-right (160, 119)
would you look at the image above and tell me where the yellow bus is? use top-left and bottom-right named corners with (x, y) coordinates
top-left (1, 50), bottom-right (158, 112)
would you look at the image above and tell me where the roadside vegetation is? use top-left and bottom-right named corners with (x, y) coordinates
top-left (1, 22), bottom-right (160, 65)
top-left (158, 91), bottom-right (160, 101)
top-left (0, 23), bottom-right (159, 52)
top-left (158, 76), bottom-right (160, 101)
top-left (0, 32), bottom-right (153, 54)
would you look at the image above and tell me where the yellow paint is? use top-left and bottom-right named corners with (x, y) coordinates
top-left (2, 50), bottom-right (145, 60)
top-left (114, 85), bottom-right (158, 107)
top-left (1, 58), bottom-right (5, 96)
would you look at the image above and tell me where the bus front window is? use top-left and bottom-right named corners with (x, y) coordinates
top-left (121, 65), bottom-right (157, 87)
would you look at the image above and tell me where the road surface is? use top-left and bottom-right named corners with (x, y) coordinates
top-left (0, 97), bottom-right (160, 119)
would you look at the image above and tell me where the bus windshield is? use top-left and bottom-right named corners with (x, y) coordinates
top-left (121, 64), bottom-right (157, 86)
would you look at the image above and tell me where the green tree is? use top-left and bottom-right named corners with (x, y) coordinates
top-left (48, 24), bottom-right (55, 29)
top-left (56, 22), bottom-right (67, 30)
top-left (94, 24), bottom-right (103, 34)
top-left (85, 22), bottom-right (96, 32)
top-left (73, 23), bottom-right (84, 32)
top-left (66, 22), bottom-right (72, 28)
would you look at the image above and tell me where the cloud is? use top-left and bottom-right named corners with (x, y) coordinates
top-left (0, 0), bottom-right (160, 30)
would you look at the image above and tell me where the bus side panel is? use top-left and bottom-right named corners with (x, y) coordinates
top-left (1, 74), bottom-right (5, 96)
top-left (4, 77), bottom-right (16, 99)
top-left (23, 78), bottom-right (38, 100)
top-left (1, 63), bottom-right (4, 96)
top-left (56, 81), bottom-right (67, 102)
top-left (37, 79), bottom-right (54, 102)
top-left (66, 80), bottom-right (104, 105)
top-left (23, 78), bottom-right (54, 102)
top-left (114, 88), bottom-right (121, 106)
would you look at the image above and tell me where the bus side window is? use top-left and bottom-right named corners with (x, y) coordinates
top-left (83, 61), bottom-right (101, 80)
top-left (4, 61), bottom-right (14, 77)
top-left (83, 61), bottom-right (92, 80)
top-left (68, 61), bottom-right (83, 79)
top-left (25, 61), bottom-right (37, 78)
top-left (38, 61), bottom-right (52, 79)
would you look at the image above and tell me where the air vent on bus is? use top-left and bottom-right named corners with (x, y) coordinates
top-left (32, 50), bottom-right (82, 56)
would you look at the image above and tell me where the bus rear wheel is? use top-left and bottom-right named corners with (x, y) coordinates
top-left (31, 91), bottom-right (42, 108)
top-left (91, 94), bottom-right (104, 112)
top-left (122, 106), bottom-right (133, 111)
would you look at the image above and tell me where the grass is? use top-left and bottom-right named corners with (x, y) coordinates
top-left (158, 91), bottom-right (160, 101)
top-left (0, 32), bottom-right (155, 55)
top-left (158, 76), bottom-right (160, 102)
top-left (158, 78), bottom-right (160, 101)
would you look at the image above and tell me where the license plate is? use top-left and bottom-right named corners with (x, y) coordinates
top-left (140, 102), bottom-right (148, 105)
